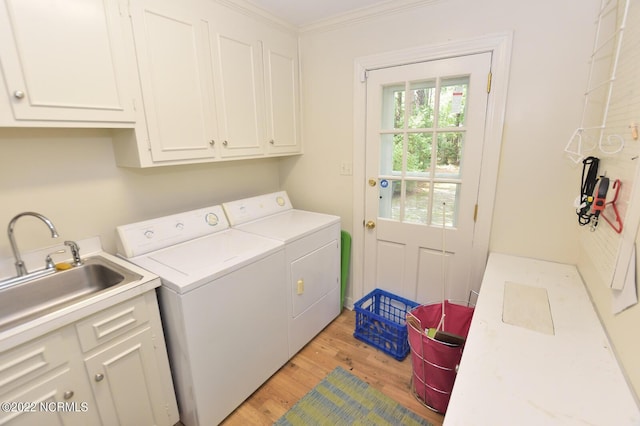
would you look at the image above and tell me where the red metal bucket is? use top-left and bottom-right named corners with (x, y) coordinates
top-left (407, 300), bottom-right (474, 413)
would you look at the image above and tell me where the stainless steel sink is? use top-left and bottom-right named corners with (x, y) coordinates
top-left (0, 256), bottom-right (142, 332)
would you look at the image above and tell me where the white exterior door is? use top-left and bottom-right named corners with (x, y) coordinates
top-left (364, 53), bottom-right (491, 303)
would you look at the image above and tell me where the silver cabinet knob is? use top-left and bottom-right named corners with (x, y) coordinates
top-left (222, 140), bottom-right (228, 146)
top-left (63, 391), bottom-right (74, 400)
top-left (269, 139), bottom-right (275, 145)
top-left (13, 90), bottom-right (25, 99)
top-left (209, 140), bottom-right (215, 146)
top-left (94, 373), bottom-right (104, 382)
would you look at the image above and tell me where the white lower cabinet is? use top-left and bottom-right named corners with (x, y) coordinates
top-left (0, 292), bottom-right (177, 426)
top-left (0, 328), bottom-right (100, 426)
top-left (0, 368), bottom-right (100, 426)
top-left (84, 327), bottom-right (170, 425)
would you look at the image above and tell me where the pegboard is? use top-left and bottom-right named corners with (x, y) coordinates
top-left (576, 0), bottom-right (640, 289)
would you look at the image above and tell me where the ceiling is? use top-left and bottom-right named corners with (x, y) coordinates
top-left (247, 0), bottom-right (390, 26)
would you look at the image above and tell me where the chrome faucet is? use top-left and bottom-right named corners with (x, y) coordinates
top-left (8, 212), bottom-right (59, 276)
top-left (64, 240), bottom-right (82, 266)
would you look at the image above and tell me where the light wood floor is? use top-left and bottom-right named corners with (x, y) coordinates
top-left (220, 309), bottom-right (444, 425)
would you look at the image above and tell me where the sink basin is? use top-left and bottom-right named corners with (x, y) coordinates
top-left (0, 256), bottom-right (142, 332)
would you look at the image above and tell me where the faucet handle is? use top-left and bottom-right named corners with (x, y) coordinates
top-left (45, 249), bottom-right (66, 270)
top-left (64, 241), bottom-right (82, 266)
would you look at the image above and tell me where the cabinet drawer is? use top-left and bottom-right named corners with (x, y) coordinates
top-left (0, 331), bottom-right (67, 393)
top-left (75, 296), bottom-right (150, 352)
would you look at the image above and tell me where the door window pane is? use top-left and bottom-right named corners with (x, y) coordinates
top-left (436, 132), bottom-right (464, 178)
top-left (382, 85), bottom-right (405, 129)
top-left (409, 80), bottom-right (435, 128)
top-left (404, 181), bottom-right (430, 225)
top-left (379, 179), bottom-right (401, 220)
top-left (407, 133), bottom-right (432, 175)
top-left (380, 84), bottom-right (405, 130)
top-left (439, 78), bottom-right (469, 127)
top-left (380, 133), bottom-right (403, 175)
top-left (394, 89), bottom-right (405, 129)
top-left (432, 183), bottom-right (459, 227)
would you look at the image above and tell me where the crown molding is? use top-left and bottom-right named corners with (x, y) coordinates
top-left (209, 0), bottom-right (442, 36)
top-left (213, 0), bottom-right (298, 35)
top-left (300, 0), bottom-right (442, 34)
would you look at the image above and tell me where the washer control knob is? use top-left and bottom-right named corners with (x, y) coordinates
top-left (176, 222), bottom-right (184, 230)
top-left (205, 213), bottom-right (219, 226)
top-left (144, 230), bottom-right (154, 239)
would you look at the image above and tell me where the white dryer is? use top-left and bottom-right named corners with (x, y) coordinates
top-left (116, 205), bottom-right (287, 426)
top-left (223, 191), bottom-right (341, 356)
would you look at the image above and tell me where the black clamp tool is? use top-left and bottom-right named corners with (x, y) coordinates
top-left (590, 176), bottom-right (609, 231)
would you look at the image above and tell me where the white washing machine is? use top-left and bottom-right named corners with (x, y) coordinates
top-left (223, 191), bottom-right (341, 356)
top-left (116, 205), bottom-right (287, 426)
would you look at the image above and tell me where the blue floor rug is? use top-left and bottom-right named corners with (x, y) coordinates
top-left (274, 366), bottom-right (432, 425)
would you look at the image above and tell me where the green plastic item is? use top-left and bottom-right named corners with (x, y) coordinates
top-left (340, 230), bottom-right (352, 309)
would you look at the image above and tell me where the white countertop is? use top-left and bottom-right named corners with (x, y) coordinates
top-left (444, 253), bottom-right (640, 425)
top-left (0, 237), bottom-right (160, 352)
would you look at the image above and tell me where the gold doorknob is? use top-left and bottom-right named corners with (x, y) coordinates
top-left (365, 220), bottom-right (376, 230)
top-left (368, 179), bottom-right (377, 187)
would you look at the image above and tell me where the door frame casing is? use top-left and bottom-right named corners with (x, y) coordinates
top-left (350, 32), bottom-right (513, 308)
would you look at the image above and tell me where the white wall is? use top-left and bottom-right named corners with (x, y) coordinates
top-left (0, 127), bottom-right (281, 260)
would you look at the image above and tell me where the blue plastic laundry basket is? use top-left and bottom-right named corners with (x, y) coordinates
top-left (353, 289), bottom-right (419, 360)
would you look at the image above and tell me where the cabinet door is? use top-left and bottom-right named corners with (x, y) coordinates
top-left (209, 9), bottom-right (266, 158)
top-left (84, 327), bottom-right (169, 426)
top-left (263, 38), bottom-right (301, 156)
top-left (129, 0), bottom-right (218, 162)
top-left (0, 368), bottom-right (100, 426)
top-left (0, 0), bottom-right (135, 123)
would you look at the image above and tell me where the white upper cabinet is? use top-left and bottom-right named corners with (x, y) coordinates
top-left (114, 0), bottom-right (301, 167)
top-left (263, 36), bottom-right (301, 156)
top-left (210, 17), bottom-right (266, 159)
top-left (0, 0), bottom-right (135, 125)
top-left (127, 0), bottom-right (218, 162)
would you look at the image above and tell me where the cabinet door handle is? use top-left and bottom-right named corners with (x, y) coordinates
top-left (63, 391), bottom-right (74, 400)
top-left (269, 139), bottom-right (275, 145)
top-left (209, 140), bottom-right (215, 146)
top-left (222, 140), bottom-right (228, 146)
top-left (94, 373), bottom-right (104, 382)
top-left (13, 90), bottom-right (25, 99)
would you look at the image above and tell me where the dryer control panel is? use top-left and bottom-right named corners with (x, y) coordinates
top-left (116, 205), bottom-right (229, 258)
top-left (223, 191), bottom-right (292, 226)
